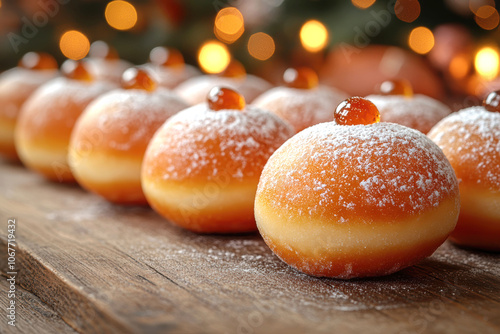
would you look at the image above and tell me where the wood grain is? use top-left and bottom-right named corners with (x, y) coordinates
top-left (0, 161), bottom-right (499, 334)
top-left (0, 278), bottom-right (78, 334)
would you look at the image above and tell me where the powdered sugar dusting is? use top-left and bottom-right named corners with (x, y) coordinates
top-left (0, 68), bottom-right (57, 119)
top-left (144, 104), bottom-right (294, 181)
top-left (174, 75), bottom-right (272, 105)
top-left (253, 85), bottom-right (348, 132)
top-left (428, 106), bottom-right (500, 190)
top-left (366, 94), bottom-right (452, 134)
top-left (82, 88), bottom-right (188, 151)
top-left (258, 122), bottom-right (458, 220)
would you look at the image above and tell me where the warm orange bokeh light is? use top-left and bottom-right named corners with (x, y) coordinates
top-left (475, 46), bottom-right (500, 81)
top-left (214, 7), bottom-right (244, 44)
top-left (469, 0), bottom-right (496, 14)
top-left (300, 20), bottom-right (329, 52)
top-left (105, 1), bottom-right (138, 31)
top-left (248, 32), bottom-right (275, 60)
top-left (395, 0), bottom-right (421, 23)
top-left (408, 26), bottom-right (435, 55)
top-left (449, 54), bottom-right (470, 79)
top-left (198, 41), bottom-right (231, 74)
top-left (351, 0), bottom-right (376, 9)
top-left (59, 30), bottom-right (90, 60)
top-left (475, 6), bottom-right (500, 30)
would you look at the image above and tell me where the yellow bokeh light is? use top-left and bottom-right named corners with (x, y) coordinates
top-left (395, 0), bottom-right (421, 23)
top-left (198, 41), bottom-right (231, 74)
top-left (408, 26), bottom-right (435, 55)
top-left (214, 7), bottom-right (244, 44)
top-left (59, 30), bottom-right (90, 60)
top-left (351, 0), bottom-right (376, 9)
top-left (449, 54), bottom-right (470, 79)
top-left (248, 32), bottom-right (275, 61)
top-left (300, 20), bottom-right (329, 53)
top-left (105, 1), bottom-right (137, 31)
top-left (475, 6), bottom-right (500, 30)
top-left (475, 46), bottom-right (500, 81)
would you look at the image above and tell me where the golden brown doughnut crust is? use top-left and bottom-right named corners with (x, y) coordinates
top-left (142, 103), bottom-right (294, 232)
top-left (428, 107), bottom-right (500, 251)
top-left (15, 77), bottom-right (114, 181)
top-left (255, 121), bottom-right (459, 278)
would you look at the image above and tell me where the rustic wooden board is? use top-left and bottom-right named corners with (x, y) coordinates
top-left (0, 161), bottom-right (499, 334)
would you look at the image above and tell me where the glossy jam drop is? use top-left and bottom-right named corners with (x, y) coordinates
top-left (207, 87), bottom-right (245, 111)
top-left (283, 67), bottom-right (318, 89)
top-left (61, 60), bottom-right (93, 82)
top-left (121, 67), bottom-right (157, 92)
top-left (220, 59), bottom-right (246, 78)
top-left (334, 97), bottom-right (380, 126)
top-left (483, 90), bottom-right (500, 112)
top-left (149, 47), bottom-right (184, 68)
top-left (19, 52), bottom-right (58, 70)
top-left (379, 79), bottom-right (413, 97)
top-left (89, 41), bottom-right (119, 60)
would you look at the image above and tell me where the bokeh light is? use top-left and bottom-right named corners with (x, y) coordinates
top-left (248, 32), bottom-right (275, 60)
top-left (395, 0), bottom-right (421, 23)
top-left (300, 20), bottom-right (329, 52)
top-left (408, 26), bottom-right (435, 54)
top-left (469, 0), bottom-right (496, 14)
top-left (475, 46), bottom-right (499, 80)
top-left (105, 1), bottom-right (138, 31)
top-left (214, 7), bottom-right (244, 44)
top-left (351, 0), bottom-right (376, 9)
top-left (198, 41), bottom-right (231, 74)
top-left (59, 30), bottom-right (90, 60)
top-left (449, 54), bottom-right (470, 79)
top-left (475, 6), bottom-right (499, 30)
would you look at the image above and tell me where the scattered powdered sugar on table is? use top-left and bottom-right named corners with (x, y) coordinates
top-left (144, 103), bottom-right (294, 180)
top-left (258, 122), bottom-right (458, 220)
top-left (252, 85), bottom-right (348, 132)
top-left (366, 94), bottom-right (452, 133)
top-left (428, 106), bottom-right (500, 190)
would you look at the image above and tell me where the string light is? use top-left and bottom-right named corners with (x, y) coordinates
top-left (469, 0), bottom-right (496, 14)
top-left (214, 7), bottom-right (244, 44)
top-left (351, 0), bottom-right (376, 9)
top-left (475, 46), bottom-right (500, 81)
top-left (59, 30), bottom-right (90, 60)
top-left (408, 26), bottom-right (434, 55)
top-left (105, 1), bottom-right (137, 31)
top-left (395, 0), bottom-right (421, 23)
top-left (475, 6), bottom-right (499, 30)
top-left (300, 20), bottom-right (329, 53)
top-left (198, 41), bottom-right (231, 74)
top-left (248, 33), bottom-right (275, 60)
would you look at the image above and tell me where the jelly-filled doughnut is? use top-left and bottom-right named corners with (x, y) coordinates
top-left (174, 60), bottom-right (272, 105)
top-left (69, 68), bottom-right (188, 204)
top-left (15, 60), bottom-right (115, 182)
top-left (142, 87), bottom-right (294, 233)
top-left (255, 97), bottom-right (460, 278)
top-left (252, 67), bottom-right (348, 132)
top-left (428, 92), bottom-right (500, 251)
top-left (366, 79), bottom-right (452, 134)
top-left (83, 41), bottom-right (132, 83)
top-left (145, 47), bottom-right (200, 89)
top-left (0, 52), bottom-right (58, 160)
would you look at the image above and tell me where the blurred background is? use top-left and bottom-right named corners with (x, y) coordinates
top-left (1, 0), bottom-right (500, 104)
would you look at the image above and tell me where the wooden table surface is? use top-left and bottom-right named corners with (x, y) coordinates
top-left (1, 161), bottom-right (499, 334)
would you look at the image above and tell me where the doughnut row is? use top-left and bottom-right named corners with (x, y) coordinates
top-left (0, 46), bottom-right (497, 280)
